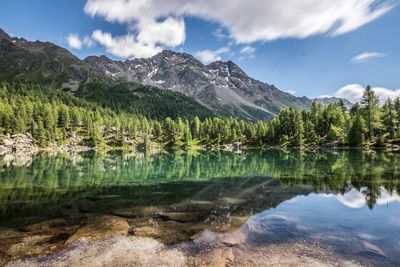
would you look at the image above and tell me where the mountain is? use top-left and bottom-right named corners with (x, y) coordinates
top-left (84, 51), bottom-right (310, 120)
top-left (313, 96), bottom-right (353, 107)
top-left (76, 82), bottom-right (214, 119)
top-left (0, 28), bottom-right (12, 41)
top-left (0, 28), bottom-right (212, 119)
top-left (0, 28), bottom-right (352, 120)
top-left (0, 29), bottom-right (102, 89)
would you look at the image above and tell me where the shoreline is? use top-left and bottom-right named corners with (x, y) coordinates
top-left (2, 133), bottom-right (400, 157)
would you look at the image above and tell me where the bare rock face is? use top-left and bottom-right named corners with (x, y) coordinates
top-left (313, 96), bottom-right (353, 108)
top-left (0, 28), bottom-right (103, 86)
top-left (84, 51), bottom-right (352, 120)
top-left (1, 27), bottom-right (353, 121)
top-left (0, 28), bottom-right (12, 41)
top-left (65, 215), bottom-right (129, 245)
top-left (84, 50), bottom-right (310, 120)
top-left (0, 134), bottom-right (37, 155)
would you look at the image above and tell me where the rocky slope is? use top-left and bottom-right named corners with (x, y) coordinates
top-left (0, 27), bottom-right (351, 120)
top-left (0, 28), bottom-right (102, 89)
top-left (314, 96), bottom-right (353, 108)
top-left (84, 51), bottom-right (310, 120)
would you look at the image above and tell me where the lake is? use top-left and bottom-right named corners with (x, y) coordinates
top-left (1, 149), bottom-right (400, 266)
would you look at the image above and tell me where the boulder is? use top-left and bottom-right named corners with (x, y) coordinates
top-left (358, 240), bottom-right (386, 258)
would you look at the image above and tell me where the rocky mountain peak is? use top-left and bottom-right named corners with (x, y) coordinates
top-left (80, 49), bottom-right (315, 119)
top-left (207, 60), bottom-right (248, 80)
top-left (149, 50), bottom-right (203, 68)
top-left (0, 29), bottom-right (353, 121)
top-left (0, 28), bottom-right (12, 41)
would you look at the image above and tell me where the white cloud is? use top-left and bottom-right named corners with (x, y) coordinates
top-left (335, 84), bottom-right (400, 103)
top-left (84, 0), bottom-right (393, 44)
top-left (89, 15), bottom-right (185, 58)
top-left (317, 95), bottom-right (333, 98)
top-left (92, 30), bottom-right (162, 59)
top-left (137, 17), bottom-right (185, 47)
top-left (67, 34), bottom-right (83, 50)
top-left (195, 47), bottom-right (230, 64)
top-left (240, 46), bottom-right (256, 55)
top-left (323, 187), bottom-right (400, 209)
top-left (351, 51), bottom-right (385, 63)
top-left (67, 34), bottom-right (95, 50)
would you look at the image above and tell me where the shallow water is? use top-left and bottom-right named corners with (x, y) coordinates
top-left (1, 149), bottom-right (400, 266)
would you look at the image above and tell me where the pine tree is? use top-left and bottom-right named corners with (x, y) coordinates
top-left (291, 111), bottom-right (304, 147)
top-left (382, 98), bottom-right (396, 141)
top-left (338, 99), bottom-right (347, 113)
top-left (361, 85), bottom-right (381, 142)
top-left (34, 120), bottom-right (46, 147)
top-left (163, 117), bottom-right (175, 146)
top-left (310, 101), bottom-right (323, 137)
top-left (184, 125), bottom-right (193, 148)
top-left (192, 116), bottom-right (201, 140)
top-left (348, 114), bottom-right (366, 147)
top-left (395, 97), bottom-right (400, 138)
top-left (88, 121), bottom-right (103, 147)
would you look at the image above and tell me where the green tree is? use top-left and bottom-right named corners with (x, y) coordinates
top-left (382, 98), bottom-right (396, 141)
top-left (361, 85), bottom-right (381, 142)
top-left (348, 114), bottom-right (366, 147)
top-left (291, 111), bottom-right (304, 147)
top-left (34, 120), bottom-right (46, 147)
top-left (191, 116), bottom-right (201, 140)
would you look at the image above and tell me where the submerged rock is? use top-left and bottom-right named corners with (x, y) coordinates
top-left (65, 215), bottom-right (129, 245)
top-left (6, 234), bottom-right (57, 258)
top-left (113, 206), bottom-right (160, 218)
top-left (358, 240), bottom-right (386, 258)
top-left (7, 236), bottom-right (186, 267)
top-left (131, 220), bottom-right (202, 244)
top-left (155, 211), bottom-right (203, 223)
top-left (23, 218), bottom-right (67, 232)
top-left (0, 227), bottom-right (23, 239)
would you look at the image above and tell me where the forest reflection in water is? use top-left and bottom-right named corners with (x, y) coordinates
top-left (0, 149), bottom-right (399, 224)
top-left (1, 149), bottom-right (400, 266)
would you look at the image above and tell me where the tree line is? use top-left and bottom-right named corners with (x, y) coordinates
top-left (0, 82), bottom-right (399, 149)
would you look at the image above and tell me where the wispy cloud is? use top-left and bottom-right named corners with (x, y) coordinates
top-left (351, 51), bottom-right (385, 64)
top-left (212, 28), bottom-right (228, 40)
top-left (240, 46), bottom-right (256, 55)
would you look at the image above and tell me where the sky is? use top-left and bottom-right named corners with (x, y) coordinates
top-left (0, 0), bottom-right (399, 101)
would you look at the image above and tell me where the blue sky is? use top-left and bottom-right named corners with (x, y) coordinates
top-left (1, 0), bottom-right (399, 100)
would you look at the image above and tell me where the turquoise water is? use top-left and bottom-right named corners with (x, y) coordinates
top-left (1, 149), bottom-right (400, 265)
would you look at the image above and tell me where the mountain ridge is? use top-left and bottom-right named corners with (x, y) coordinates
top-left (83, 50), bottom-right (312, 119)
top-left (0, 27), bottom-right (351, 120)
